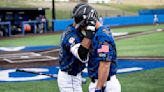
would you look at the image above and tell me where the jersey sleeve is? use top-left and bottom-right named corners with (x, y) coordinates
top-left (64, 31), bottom-right (89, 63)
top-left (96, 30), bottom-right (116, 62)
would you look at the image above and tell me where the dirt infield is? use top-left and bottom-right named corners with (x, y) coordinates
top-left (0, 29), bottom-right (164, 69)
top-left (0, 49), bottom-right (60, 68)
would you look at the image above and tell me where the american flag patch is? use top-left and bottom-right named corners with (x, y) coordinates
top-left (98, 45), bottom-right (109, 53)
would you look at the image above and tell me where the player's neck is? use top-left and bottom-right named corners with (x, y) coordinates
top-left (96, 21), bottom-right (102, 30)
top-left (73, 23), bottom-right (76, 27)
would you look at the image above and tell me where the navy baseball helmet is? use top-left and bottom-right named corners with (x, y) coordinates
top-left (72, 3), bottom-right (98, 27)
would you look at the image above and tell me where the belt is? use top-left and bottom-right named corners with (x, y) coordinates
top-left (68, 71), bottom-right (77, 76)
top-left (91, 77), bottom-right (110, 83)
top-left (61, 70), bottom-right (78, 76)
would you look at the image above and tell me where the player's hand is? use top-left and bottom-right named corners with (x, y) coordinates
top-left (86, 17), bottom-right (96, 31)
top-left (85, 17), bottom-right (96, 39)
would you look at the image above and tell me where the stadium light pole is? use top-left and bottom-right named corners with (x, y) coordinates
top-left (52, 0), bottom-right (56, 19)
top-left (52, 0), bottom-right (56, 31)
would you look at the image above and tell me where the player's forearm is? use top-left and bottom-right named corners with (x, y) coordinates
top-left (77, 38), bottom-right (91, 61)
top-left (81, 37), bottom-right (92, 49)
top-left (96, 61), bottom-right (111, 89)
top-left (70, 38), bottom-right (91, 63)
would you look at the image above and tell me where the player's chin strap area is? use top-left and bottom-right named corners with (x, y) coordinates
top-left (70, 43), bottom-right (89, 63)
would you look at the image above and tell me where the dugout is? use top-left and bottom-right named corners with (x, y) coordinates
top-left (0, 7), bottom-right (49, 36)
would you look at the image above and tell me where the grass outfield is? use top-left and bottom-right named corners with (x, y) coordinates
top-left (0, 25), bottom-right (164, 56)
top-left (0, 24), bottom-right (164, 47)
top-left (112, 24), bottom-right (164, 33)
top-left (116, 32), bottom-right (164, 56)
top-left (117, 68), bottom-right (164, 92)
top-left (0, 35), bottom-right (61, 47)
top-left (104, 3), bottom-right (164, 13)
top-left (0, 68), bottom-right (163, 92)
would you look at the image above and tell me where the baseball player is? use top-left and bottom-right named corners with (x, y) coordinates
top-left (57, 3), bottom-right (97, 92)
top-left (81, 5), bottom-right (121, 92)
top-left (153, 14), bottom-right (159, 25)
top-left (88, 24), bottom-right (121, 92)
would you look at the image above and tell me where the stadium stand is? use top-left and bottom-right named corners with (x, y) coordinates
top-left (0, 8), bottom-right (163, 35)
top-left (0, 8), bottom-right (48, 36)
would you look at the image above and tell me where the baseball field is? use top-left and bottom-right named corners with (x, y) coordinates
top-left (0, 24), bottom-right (164, 92)
top-left (0, 0), bottom-right (164, 92)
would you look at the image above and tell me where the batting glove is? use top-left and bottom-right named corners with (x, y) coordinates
top-left (85, 17), bottom-right (96, 39)
top-left (86, 17), bottom-right (96, 31)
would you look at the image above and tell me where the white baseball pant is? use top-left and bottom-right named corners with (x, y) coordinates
top-left (89, 75), bottom-right (121, 92)
top-left (57, 70), bottom-right (83, 92)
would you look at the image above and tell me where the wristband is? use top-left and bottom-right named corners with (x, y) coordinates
top-left (95, 88), bottom-right (102, 92)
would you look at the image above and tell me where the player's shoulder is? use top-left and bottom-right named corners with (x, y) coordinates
top-left (94, 25), bottom-right (115, 43)
top-left (65, 25), bottom-right (76, 35)
top-left (62, 25), bottom-right (77, 38)
top-left (61, 25), bottom-right (80, 44)
top-left (96, 26), bottom-right (112, 37)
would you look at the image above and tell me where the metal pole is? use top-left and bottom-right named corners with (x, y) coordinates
top-left (52, 0), bottom-right (55, 19)
top-left (52, 0), bottom-right (55, 31)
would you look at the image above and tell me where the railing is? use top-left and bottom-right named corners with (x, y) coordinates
top-left (0, 21), bottom-right (11, 36)
top-left (21, 20), bottom-right (48, 35)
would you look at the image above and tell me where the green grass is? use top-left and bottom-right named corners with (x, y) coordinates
top-left (0, 80), bottom-right (58, 92)
top-left (0, 0), bottom-right (34, 8)
top-left (116, 32), bottom-right (164, 56)
top-left (103, 3), bottom-right (164, 13)
top-left (46, 10), bottom-right (72, 20)
top-left (112, 24), bottom-right (164, 33)
top-left (0, 68), bottom-right (163, 92)
top-left (106, 4), bottom-right (145, 13)
top-left (56, 10), bottom-right (72, 19)
top-left (45, 10), bottom-right (53, 20)
top-left (0, 34), bottom-right (61, 47)
top-left (117, 68), bottom-right (164, 92)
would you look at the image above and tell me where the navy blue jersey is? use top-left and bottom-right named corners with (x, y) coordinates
top-left (88, 26), bottom-right (118, 79)
top-left (59, 25), bottom-right (86, 75)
